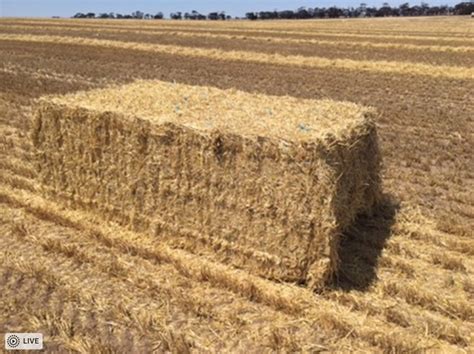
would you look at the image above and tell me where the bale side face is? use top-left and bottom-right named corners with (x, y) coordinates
top-left (32, 92), bottom-right (381, 286)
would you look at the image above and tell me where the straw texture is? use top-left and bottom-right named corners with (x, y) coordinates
top-left (32, 80), bottom-right (382, 288)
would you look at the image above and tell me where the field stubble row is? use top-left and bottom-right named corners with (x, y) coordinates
top-left (2, 25), bottom-right (473, 68)
top-left (4, 18), bottom-right (474, 40)
top-left (3, 23), bottom-right (474, 52)
top-left (1, 33), bottom-right (473, 80)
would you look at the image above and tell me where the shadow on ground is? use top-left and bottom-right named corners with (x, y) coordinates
top-left (330, 195), bottom-right (399, 292)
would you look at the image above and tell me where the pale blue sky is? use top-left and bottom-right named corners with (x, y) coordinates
top-left (1, 0), bottom-right (457, 18)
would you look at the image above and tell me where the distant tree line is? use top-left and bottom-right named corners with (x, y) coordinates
top-left (73, 11), bottom-right (164, 19)
top-left (72, 2), bottom-right (474, 20)
top-left (245, 2), bottom-right (474, 19)
top-left (72, 10), bottom-right (231, 20)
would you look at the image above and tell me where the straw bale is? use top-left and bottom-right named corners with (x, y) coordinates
top-left (32, 80), bottom-right (381, 288)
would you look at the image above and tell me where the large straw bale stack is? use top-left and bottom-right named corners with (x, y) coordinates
top-left (32, 80), bottom-right (381, 288)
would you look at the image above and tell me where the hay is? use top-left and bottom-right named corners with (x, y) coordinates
top-left (32, 80), bottom-right (381, 288)
top-left (2, 34), bottom-right (473, 80)
top-left (7, 24), bottom-right (472, 53)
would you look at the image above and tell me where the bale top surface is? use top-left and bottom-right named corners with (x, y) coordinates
top-left (44, 80), bottom-right (374, 142)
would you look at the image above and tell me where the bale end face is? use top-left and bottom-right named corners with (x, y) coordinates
top-left (32, 80), bottom-right (382, 288)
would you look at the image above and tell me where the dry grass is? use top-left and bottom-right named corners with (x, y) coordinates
top-left (5, 17), bottom-right (474, 40)
top-left (0, 16), bottom-right (473, 352)
top-left (1, 34), bottom-right (473, 79)
top-left (5, 24), bottom-right (474, 53)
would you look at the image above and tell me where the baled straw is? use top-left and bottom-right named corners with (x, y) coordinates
top-left (32, 80), bottom-right (382, 288)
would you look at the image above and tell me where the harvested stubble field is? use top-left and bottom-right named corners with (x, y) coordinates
top-left (0, 16), bottom-right (473, 352)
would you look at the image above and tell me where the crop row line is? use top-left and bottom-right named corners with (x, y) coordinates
top-left (4, 24), bottom-right (473, 54)
top-left (0, 34), bottom-right (472, 80)
top-left (4, 20), bottom-right (474, 43)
